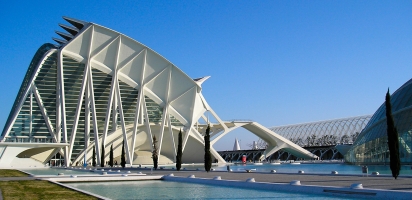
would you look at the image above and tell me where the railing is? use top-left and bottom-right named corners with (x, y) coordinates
top-left (3, 137), bottom-right (55, 143)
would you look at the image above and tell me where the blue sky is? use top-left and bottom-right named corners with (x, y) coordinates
top-left (1, 1), bottom-right (412, 151)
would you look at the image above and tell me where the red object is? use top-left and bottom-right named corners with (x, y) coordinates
top-left (242, 155), bottom-right (246, 163)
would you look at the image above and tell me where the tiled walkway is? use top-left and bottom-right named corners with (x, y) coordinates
top-left (145, 169), bottom-right (412, 191)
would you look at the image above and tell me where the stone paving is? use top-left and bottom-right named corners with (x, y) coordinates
top-left (47, 166), bottom-right (412, 191)
top-left (3, 167), bottom-right (412, 192)
top-left (139, 169), bottom-right (412, 191)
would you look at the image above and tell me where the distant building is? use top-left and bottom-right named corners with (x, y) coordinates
top-left (252, 141), bottom-right (258, 150)
top-left (269, 115), bottom-right (371, 147)
top-left (233, 138), bottom-right (240, 151)
top-left (346, 78), bottom-right (412, 165)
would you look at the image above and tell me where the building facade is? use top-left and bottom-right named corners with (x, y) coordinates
top-left (345, 79), bottom-right (412, 165)
top-left (0, 17), bottom-right (316, 167)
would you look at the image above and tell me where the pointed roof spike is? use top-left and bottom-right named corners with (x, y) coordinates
top-left (58, 23), bottom-right (79, 36)
top-left (55, 31), bottom-right (73, 41)
top-left (52, 37), bottom-right (67, 45)
top-left (62, 16), bottom-right (87, 30)
top-left (193, 76), bottom-right (211, 86)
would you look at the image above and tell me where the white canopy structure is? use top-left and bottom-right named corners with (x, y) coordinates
top-left (0, 17), bottom-right (317, 167)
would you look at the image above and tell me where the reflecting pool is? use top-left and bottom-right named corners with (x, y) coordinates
top-left (66, 180), bottom-right (358, 200)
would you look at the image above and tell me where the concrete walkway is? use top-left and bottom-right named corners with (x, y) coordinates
top-left (5, 167), bottom-right (412, 191)
top-left (139, 169), bottom-right (412, 191)
top-left (2, 168), bottom-right (411, 199)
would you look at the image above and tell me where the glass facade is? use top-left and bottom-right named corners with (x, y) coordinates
top-left (1, 44), bottom-right (186, 162)
top-left (4, 50), bottom-right (58, 143)
top-left (345, 79), bottom-right (412, 164)
top-left (1, 43), bottom-right (56, 138)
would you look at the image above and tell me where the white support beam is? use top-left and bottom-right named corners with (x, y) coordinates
top-left (29, 87), bottom-right (33, 142)
top-left (157, 107), bottom-right (168, 160)
top-left (129, 48), bottom-right (148, 163)
top-left (182, 127), bottom-right (191, 152)
top-left (166, 113), bottom-right (177, 161)
top-left (56, 62), bottom-right (61, 143)
top-left (113, 88), bottom-right (118, 131)
top-left (130, 88), bottom-right (143, 162)
top-left (210, 128), bottom-right (225, 138)
top-left (259, 144), bottom-right (286, 161)
top-left (57, 50), bottom-right (69, 166)
top-left (88, 65), bottom-right (101, 166)
top-left (32, 84), bottom-right (57, 142)
top-left (85, 84), bottom-right (90, 152)
top-left (101, 37), bottom-right (121, 147)
top-left (88, 26), bottom-right (100, 166)
top-left (115, 78), bottom-right (132, 164)
top-left (142, 96), bottom-right (154, 154)
top-left (101, 73), bottom-right (115, 147)
top-left (67, 63), bottom-right (89, 162)
top-left (199, 94), bottom-right (228, 135)
top-left (156, 66), bottom-right (172, 161)
top-left (210, 125), bottom-right (242, 145)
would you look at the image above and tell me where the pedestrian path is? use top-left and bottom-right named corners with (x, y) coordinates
top-left (145, 169), bottom-right (412, 191)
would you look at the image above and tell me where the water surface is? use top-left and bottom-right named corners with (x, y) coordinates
top-left (66, 180), bottom-right (359, 200)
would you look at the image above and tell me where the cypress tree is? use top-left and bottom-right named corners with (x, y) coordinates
top-left (152, 135), bottom-right (158, 170)
top-left (204, 124), bottom-right (212, 172)
top-left (101, 143), bottom-right (105, 167)
top-left (176, 129), bottom-right (183, 171)
top-left (121, 140), bottom-right (126, 169)
top-left (385, 89), bottom-right (401, 179)
top-left (92, 147), bottom-right (96, 167)
top-left (109, 144), bottom-right (114, 167)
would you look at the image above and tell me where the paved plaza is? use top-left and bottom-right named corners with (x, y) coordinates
top-left (143, 169), bottom-right (412, 191)
top-left (1, 168), bottom-right (412, 199)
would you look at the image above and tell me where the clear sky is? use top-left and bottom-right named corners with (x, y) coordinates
top-left (1, 1), bottom-right (412, 151)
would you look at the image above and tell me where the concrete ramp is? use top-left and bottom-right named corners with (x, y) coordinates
top-left (238, 122), bottom-right (318, 160)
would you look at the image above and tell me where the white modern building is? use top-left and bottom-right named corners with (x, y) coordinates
top-left (0, 17), bottom-right (317, 167)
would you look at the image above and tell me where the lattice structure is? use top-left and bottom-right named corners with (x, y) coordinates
top-left (269, 115), bottom-right (371, 147)
top-left (0, 17), bottom-right (317, 167)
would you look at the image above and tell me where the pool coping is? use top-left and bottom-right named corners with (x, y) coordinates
top-left (46, 175), bottom-right (163, 182)
top-left (13, 167), bottom-right (412, 199)
top-left (162, 174), bottom-right (412, 200)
